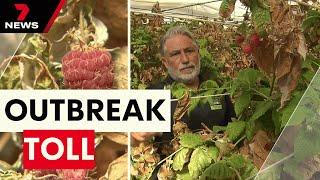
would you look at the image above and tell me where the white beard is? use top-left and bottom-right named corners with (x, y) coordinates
top-left (167, 63), bottom-right (200, 84)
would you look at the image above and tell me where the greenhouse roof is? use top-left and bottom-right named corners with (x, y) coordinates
top-left (131, 0), bottom-right (248, 24)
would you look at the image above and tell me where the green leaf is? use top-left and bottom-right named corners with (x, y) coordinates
top-left (250, 101), bottom-right (274, 122)
top-left (250, 0), bottom-right (271, 35)
top-left (179, 133), bottom-right (204, 148)
top-left (226, 154), bottom-right (245, 169)
top-left (232, 68), bottom-right (263, 93)
top-left (237, 22), bottom-right (250, 35)
top-left (188, 98), bottom-right (200, 115)
top-left (172, 148), bottom-right (192, 171)
top-left (171, 83), bottom-right (188, 99)
top-left (226, 121), bottom-right (246, 142)
top-left (257, 87), bottom-right (271, 98)
top-left (302, 70), bottom-right (316, 83)
top-left (188, 147), bottom-right (212, 178)
top-left (176, 168), bottom-right (193, 180)
top-left (241, 159), bottom-right (258, 179)
top-left (294, 127), bottom-right (320, 161)
top-left (0, 61), bottom-right (22, 89)
top-left (198, 80), bottom-right (220, 110)
top-left (235, 91), bottom-right (251, 116)
top-left (282, 158), bottom-right (303, 180)
top-left (200, 161), bottom-right (235, 180)
top-left (246, 120), bottom-right (256, 141)
top-left (212, 126), bottom-right (226, 133)
top-left (219, 0), bottom-right (237, 18)
top-left (288, 104), bottom-right (313, 126)
top-left (206, 146), bottom-right (219, 162)
top-left (280, 92), bottom-right (303, 128)
top-left (302, 10), bottom-right (320, 30)
top-left (200, 80), bottom-right (219, 91)
top-left (272, 109), bottom-right (281, 135)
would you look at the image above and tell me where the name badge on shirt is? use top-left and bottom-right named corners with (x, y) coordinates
top-left (210, 100), bottom-right (223, 110)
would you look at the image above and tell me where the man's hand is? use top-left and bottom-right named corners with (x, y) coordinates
top-left (131, 132), bottom-right (162, 145)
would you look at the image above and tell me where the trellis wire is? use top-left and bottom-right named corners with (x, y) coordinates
top-left (290, 0), bottom-right (320, 10)
top-left (131, 10), bottom-right (242, 26)
top-left (131, 7), bottom-right (242, 19)
top-left (171, 93), bottom-right (231, 102)
top-left (160, 0), bottom-right (223, 12)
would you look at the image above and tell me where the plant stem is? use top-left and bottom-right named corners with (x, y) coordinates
top-left (312, 60), bottom-right (320, 68)
top-left (234, 135), bottom-right (246, 147)
top-left (201, 123), bottom-right (213, 134)
top-left (156, 147), bottom-right (184, 166)
top-left (269, 67), bottom-right (277, 97)
top-left (252, 88), bottom-right (269, 100)
top-left (146, 147), bottom-right (184, 179)
top-left (231, 167), bottom-right (243, 180)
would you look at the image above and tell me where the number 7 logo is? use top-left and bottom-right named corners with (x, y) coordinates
top-left (14, 4), bottom-right (29, 21)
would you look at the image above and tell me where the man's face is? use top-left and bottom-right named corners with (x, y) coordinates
top-left (162, 35), bottom-right (200, 83)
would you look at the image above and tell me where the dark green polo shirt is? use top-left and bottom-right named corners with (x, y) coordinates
top-left (149, 76), bottom-right (236, 143)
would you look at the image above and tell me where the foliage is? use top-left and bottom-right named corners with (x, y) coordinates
top-left (131, 1), bottom-right (319, 179)
top-left (131, 13), bottom-right (253, 89)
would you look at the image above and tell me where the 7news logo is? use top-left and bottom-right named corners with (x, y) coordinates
top-left (4, 4), bottom-right (39, 30)
top-left (0, 0), bottom-right (65, 33)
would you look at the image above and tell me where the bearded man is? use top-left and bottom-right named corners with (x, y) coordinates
top-left (131, 26), bottom-right (235, 144)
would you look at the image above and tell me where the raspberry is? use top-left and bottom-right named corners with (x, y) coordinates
top-left (62, 49), bottom-right (114, 89)
top-left (249, 33), bottom-right (261, 47)
top-left (56, 169), bottom-right (87, 180)
top-left (241, 43), bottom-right (253, 55)
top-left (235, 35), bottom-right (245, 45)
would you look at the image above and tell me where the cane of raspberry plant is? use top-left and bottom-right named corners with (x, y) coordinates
top-left (62, 48), bottom-right (114, 89)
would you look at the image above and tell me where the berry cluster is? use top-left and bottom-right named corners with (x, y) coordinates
top-left (235, 33), bottom-right (261, 55)
top-left (62, 49), bottom-right (114, 89)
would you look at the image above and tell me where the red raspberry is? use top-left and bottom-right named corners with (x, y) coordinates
top-left (249, 33), bottom-right (261, 47)
top-left (241, 43), bottom-right (253, 55)
top-left (56, 169), bottom-right (87, 180)
top-left (62, 49), bottom-right (114, 89)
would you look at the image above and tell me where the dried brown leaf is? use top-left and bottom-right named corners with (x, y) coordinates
top-left (103, 153), bottom-right (128, 180)
top-left (157, 160), bottom-right (175, 180)
top-left (173, 92), bottom-right (190, 123)
top-left (94, 137), bottom-right (127, 179)
top-left (251, 40), bottom-right (275, 75)
top-left (249, 130), bottom-right (272, 169)
top-left (112, 47), bottom-right (128, 89)
top-left (102, 133), bottom-right (128, 145)
top-left (297, 33), bottom-right (307, 60)
top-left (277, 55), bottom-right (302, 108)
top-left (93, 0), bottom-right (127, 48)
top-left (0, 160), bottom-right (11, 171)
